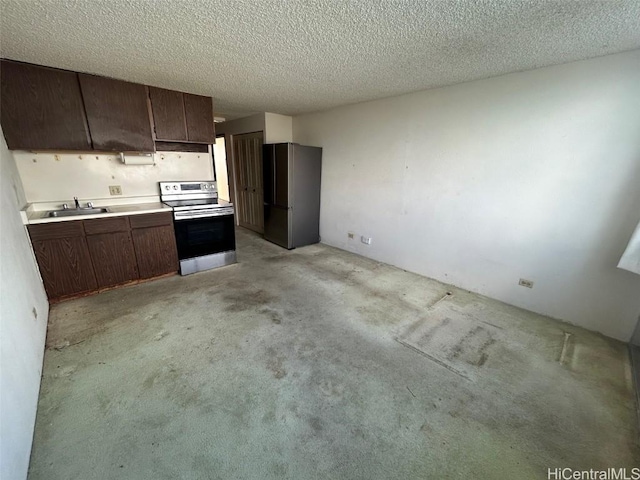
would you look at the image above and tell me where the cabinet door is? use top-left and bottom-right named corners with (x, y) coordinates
top-left (1, 60), bottom-right (91, 150)
top-left (131, 225), bottom-right (179, 279)
top-left (84, 217), bottom-right (139, 288)
top-left (149, 87), bottom-right (188, 142)
top-left (28, 220), bottom-right (98, 300)
top-left (86, 232), bottom-right (138, 288)
top-left (79, 74), bottom-right (154, 151)
top-left (184, 93), bottom-right (215, 143)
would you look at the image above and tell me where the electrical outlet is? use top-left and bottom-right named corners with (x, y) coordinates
top-left (348, 232), bottom-right (354, 239)
top-left (109, 185), bottom-right (122, 196)
top-left (361, 236), bottom-right (372, 245)
top-left (519, 278), bottom-right (534, 289)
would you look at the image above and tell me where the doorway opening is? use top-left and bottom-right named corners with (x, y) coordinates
top-left (213, 136), bottom-right (230, 201)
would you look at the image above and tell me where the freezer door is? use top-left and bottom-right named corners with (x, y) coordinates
top-left (264, 204), bottom-right (292, 249)
top-left (263, 143), bottom-right (294, 249)
top-left (274, 143), bottom-right (291, 208)
top-left (263, 143), bottom-right (275, 205)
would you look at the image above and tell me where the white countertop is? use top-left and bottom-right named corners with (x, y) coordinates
top-left (24, 200), bottom-right (173, 224)
top-left (23, 196), bottom-right (234, 224)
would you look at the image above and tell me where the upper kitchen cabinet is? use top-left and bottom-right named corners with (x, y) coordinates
top-left (0, 60), bottom-right (92, 150)
top-left (184, 93), bottom-right (215, 143)
top-left (79, 74), bottom-right (155, 152)
top-left (149, 87), bottom-right (188, 142)
top-left (149, 87), bottom-right (215, 144)
top-left (1, 60), bottom-right (214, 151)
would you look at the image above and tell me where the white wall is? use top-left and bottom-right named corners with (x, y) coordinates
top-left (264, 113), bottom-right (293, 143)
top-left (0, 129), bottom-right (49, 480)
top-left (13, 151), bottom-right (214, 204)
top-left (216, 113), bottom-right (265, 138)
top-left (293, 50), bottom-right (640, 341)
top-left (216, 112), bottom-right (293, 144)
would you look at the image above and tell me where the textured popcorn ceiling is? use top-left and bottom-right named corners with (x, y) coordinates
top-left (1, 0), bottom-right (640, 119)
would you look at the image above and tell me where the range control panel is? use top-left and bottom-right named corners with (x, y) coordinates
top-left (160, 182), bottom-right (217, 194)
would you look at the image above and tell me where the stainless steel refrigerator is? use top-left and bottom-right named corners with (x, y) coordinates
top-left (263, 143), bottom-right (322, 249)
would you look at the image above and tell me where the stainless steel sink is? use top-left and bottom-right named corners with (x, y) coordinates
top-left (48, 208), bottom-right (110, 218)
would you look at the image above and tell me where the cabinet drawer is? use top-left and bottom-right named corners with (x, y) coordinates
top-left (129, 212), bottom-right (173, 229)
top-left (84, 216), bottom-right (130, 235)
top-left (28, 221), bottom-right (85, 241)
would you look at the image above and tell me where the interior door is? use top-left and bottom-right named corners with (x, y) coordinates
top-left (233, 132), bottom-right (264, 233)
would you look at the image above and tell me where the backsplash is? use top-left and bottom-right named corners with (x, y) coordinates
top-left (13, 151), bottom-right (214, 203)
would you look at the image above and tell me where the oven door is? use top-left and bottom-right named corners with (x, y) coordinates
top-left (173, 214), bottom-right (236, 260)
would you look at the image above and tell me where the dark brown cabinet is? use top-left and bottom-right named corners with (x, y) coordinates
top-left (149, 87), bottom-right (188, 142)
top-left (149, 88), bottom-right (215, 144)
top-left (0, 60), bottom-right (92, 150)
top-left (1, 60), bottom-right (216, 152)
top-left (184, 93), bottom-right (215, 143)
top-left (79, 74), bottom-right (155, 152)
top-left (84, 217), bottom-right (138, 288)
top-left (130, 213), bottom-right (179, 279)
top-left (28, 213), bottom-right (178, 301)
top-left (28, 222), bottom-right (97, 299)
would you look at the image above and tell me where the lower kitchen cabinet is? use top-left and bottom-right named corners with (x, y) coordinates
top-left (130, 213), bottom-right (179, 279)
top-left (28, 222), bottom-right (98, 299)
top-left (86, 233), bottom-right (139, 287)
top-left (84, 217), bottom-right (139, 288)
top-left (28, 212), bottom-right (178, 301)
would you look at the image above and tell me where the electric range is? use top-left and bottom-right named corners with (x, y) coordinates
top-left (160, 181), bottom-right (236, 275)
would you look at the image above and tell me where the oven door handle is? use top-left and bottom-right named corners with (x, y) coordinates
top-left (174, 212), bottom-right (235, 221)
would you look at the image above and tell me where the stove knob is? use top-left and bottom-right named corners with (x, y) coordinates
top-left (164, 185), bottom-right (170, 190)
top-left (203, 184), bottom-right (209, 190)
top-left (173, 185), bottom-right (178, 190)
